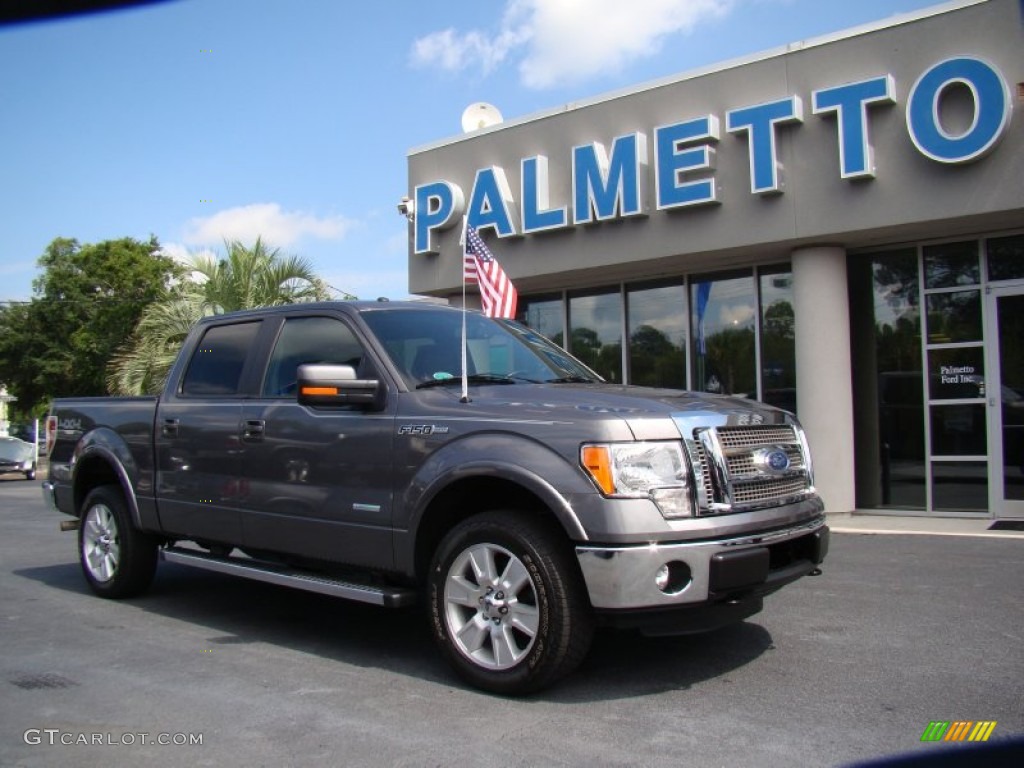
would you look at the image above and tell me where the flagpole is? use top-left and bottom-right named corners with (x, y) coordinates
top-left (459, 217), bottom-right (470, 403)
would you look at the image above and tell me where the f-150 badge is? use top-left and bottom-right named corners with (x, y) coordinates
top-left (398, 424), bottom-right (450, 436)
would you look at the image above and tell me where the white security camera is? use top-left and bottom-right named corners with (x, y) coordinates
top-left (397, 196), bottom-right (415, 219)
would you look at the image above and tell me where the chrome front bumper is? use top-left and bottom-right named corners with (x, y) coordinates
top-left (576, 516), bottom-right (828, 610)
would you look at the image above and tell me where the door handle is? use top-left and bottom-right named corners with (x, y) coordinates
top-left (161, 418), bottom-right (179, 438)
top-left (242, 419), bottom-right (266, 441)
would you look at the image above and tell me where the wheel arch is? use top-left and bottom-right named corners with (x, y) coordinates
top-left (72, 441), bottom-right (141, 529)
top-left (410, 468), bottom-right (587, 584)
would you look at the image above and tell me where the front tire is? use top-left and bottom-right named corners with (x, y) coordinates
top-left (79, 485), bottom-right (158, 598)
top-left (429, 511), bottom-right (593, 695)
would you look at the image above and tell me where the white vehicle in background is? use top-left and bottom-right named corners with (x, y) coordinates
top-left (0, 435), bottom-right (37, 480)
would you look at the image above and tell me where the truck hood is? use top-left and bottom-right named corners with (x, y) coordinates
top-left (416, 381), bottom-right (795, 441)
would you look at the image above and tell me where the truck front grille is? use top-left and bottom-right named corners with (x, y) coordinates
top-left (686, 424), bottom-right (815, 515)
top-left (715, 426), bottom-right (796, 449)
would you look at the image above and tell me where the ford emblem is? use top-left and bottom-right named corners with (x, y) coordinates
top-left (766, 449), bottom-right (790, 473)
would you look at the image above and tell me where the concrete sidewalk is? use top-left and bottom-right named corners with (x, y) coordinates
top-left (828, 512), bottom-right (1024, 538)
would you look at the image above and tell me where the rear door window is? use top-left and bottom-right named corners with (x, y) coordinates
top-left (181, 321), bottom-right (261, 396)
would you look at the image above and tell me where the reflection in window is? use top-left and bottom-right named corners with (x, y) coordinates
top-left (930, 404), bottom-right (986, 456)
top-left (931, 461), bottom-right (988, 513)
top-left (923, 241), bottom-right (979, 288)
top-left (759, 268), bottom-right (796, 414)
top-left (626, 282), bottom-right (686, 389)
top-left (925, 290), bottom-right (982, 343)
top-left (521, 296), bottom-right (564, 347)
top-left (849, 249), bottom-right (925, 510)
top-left (263, 317), bottom-right (364, 397)
top-left (996, 293), bottom-right (1024, 501)
top-left (691, 273), bottom-right (755, 397)
top-left (986, 234), bottom-right (1024, 281)
top-left (181, 321), bottom-right (261, 396)
top-left (569, 290), bottom-right (623, 383)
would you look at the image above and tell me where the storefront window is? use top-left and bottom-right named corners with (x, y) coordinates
top-left (927, 347), bottom-right (985, 401)
top-left (921, 240), bottom-right (988, 513)
top-left (986, 234), bottom-right (1024, 281)
top-left (930, 405), bottom-right (987, 456)
top-left (691, 272), bottom-right (755, 397)
top-left (759, 267), bottom-right (796, 413)
top-left (931, 461), bottom-right (988, 513)
top-left (521, 296), bottom-right (564, 347)
top-left (568, 290), bottom-right (623, 383)
top-left (626, 282), bottom-right (686, 389)
top-left (849, 249), bottom-right (926, 510)
top-left (924, 241), bottom-right (979, 288)
top-left (925, 290), bottom-right (982, 343)
top-left (995, 292), bottom-right (1024, 502)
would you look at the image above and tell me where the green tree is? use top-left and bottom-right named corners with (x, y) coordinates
top-left (629, 324), bottom-right (684, 388)
top-left (107, 238), bottom-right (331, 395)
top-left (0, 236), bottom-right (180, 415)
top-left (705, 327), bottom-right (756, 396)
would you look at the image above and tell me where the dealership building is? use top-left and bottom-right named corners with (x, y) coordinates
top-left (404, 0), bottom-right (1023, 520)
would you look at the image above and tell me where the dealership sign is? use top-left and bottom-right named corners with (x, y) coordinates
top-left (414, 56), bottom-right (1013, 255)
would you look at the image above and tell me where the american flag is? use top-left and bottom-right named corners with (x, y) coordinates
top-left (463, 224), bottom-right (518, 319)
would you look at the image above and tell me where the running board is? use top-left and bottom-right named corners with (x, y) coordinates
top-left (160, 547), bottom-right (417, 608)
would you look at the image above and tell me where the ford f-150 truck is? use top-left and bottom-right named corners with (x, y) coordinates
top-left (43, 300), bottom-right (828, 694)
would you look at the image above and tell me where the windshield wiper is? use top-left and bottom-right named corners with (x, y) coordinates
top-left (545, 375), bottom-right (595, 384)
top-left (416, 373), bottom-right (522, 390)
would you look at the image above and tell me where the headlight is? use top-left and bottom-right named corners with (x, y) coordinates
top-left (581, 441), bottom-right (694, 519)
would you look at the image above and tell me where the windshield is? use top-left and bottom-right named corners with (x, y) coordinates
top-left (360, 308), bottom-right (603, 389)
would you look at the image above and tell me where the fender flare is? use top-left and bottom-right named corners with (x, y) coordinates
top-left (70, 428), bottom-right (144, 530)
top-left (396, 431), bottom-right (597, 573)
top-left (414, 458), bottom-right (589, 541)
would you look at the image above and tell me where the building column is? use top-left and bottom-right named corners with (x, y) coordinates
top-left (792, 246), bottom-right (856, 513)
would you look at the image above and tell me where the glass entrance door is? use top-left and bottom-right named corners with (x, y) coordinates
top-left (988, 285), bottom-right (1024, 519)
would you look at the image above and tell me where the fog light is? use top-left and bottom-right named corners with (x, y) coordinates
top-left (650, 487), bottom-right (693, 518)
top-left (655, 564), bottom-right (670, 590)
top-left (654, 561), bottom-right (692, 594)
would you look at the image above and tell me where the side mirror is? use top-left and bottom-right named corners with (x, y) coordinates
top-left (296, 364), bottom-right (384, 410)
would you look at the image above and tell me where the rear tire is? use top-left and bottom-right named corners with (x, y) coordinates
top-left (429, 510), bottom-right (593, 695)
top-left (79, 485), bottom-right (158, 598)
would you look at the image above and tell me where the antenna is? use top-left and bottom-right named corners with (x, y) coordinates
top-left (461, 102), bottom-right (504, 133)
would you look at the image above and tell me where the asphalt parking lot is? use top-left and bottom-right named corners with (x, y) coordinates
top-left (1, 474), bottom-right (1022, 767)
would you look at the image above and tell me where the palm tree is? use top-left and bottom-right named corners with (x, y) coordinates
top-left (107, 238), bottom-right (333, 395)
top-left (189, 237), bottom-right (331, 311)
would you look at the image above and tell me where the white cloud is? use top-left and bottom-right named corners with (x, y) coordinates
top-left (718, 303), bottom-right (755, 328)
top-left (410, 13), bottom-right (531, 77)
top-left (158, 241), bottom-right (216, 265)
top-left (411, 29), bottom-right (496, 75)
top-left (183, 203), bottom-right (354, 249)
top-left (411, 0), bottom-right (735, 89)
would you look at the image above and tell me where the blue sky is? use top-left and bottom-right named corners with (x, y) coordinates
top-left (0, 0), bottom-right (945, 304)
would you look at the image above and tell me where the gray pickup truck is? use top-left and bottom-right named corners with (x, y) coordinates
top-left (43, 300), bottom-right (827, 694)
